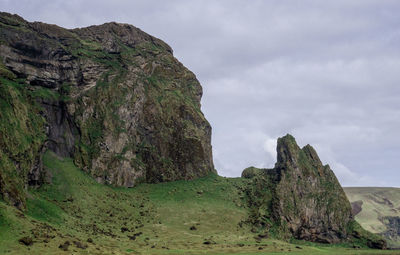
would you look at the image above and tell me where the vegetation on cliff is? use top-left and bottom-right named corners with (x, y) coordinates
top-left (0, 75), bottom-right (46, 210)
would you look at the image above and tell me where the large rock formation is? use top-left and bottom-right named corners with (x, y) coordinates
top-left (273, 134), bottom-right (352, 243)
top-left (243, 134), bottom-right (386, 248)
top-left (0, 12), bottom-right (214, 208)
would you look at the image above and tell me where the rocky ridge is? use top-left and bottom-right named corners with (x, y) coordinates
top-left (0, 12), bottom-right (214, 208)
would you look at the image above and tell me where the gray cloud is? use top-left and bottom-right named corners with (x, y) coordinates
top-left (1, 0), bottom-right (399, 187)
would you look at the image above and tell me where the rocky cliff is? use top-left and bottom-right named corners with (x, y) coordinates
top-left (0, 12), bottom-right (214, 208)
top-left (243, 134), bottom-right (386, 248)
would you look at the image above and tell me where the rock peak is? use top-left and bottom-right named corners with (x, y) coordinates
top-left (72, 21), bottom-right (173, 54)
top-left (0, 12), bottom-right (26, 25)
top-left (276, 134), bottom-right (300, 166)
top-left (275, 134), bottom-right (324, 173)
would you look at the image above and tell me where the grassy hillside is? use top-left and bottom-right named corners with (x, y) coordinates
top-left (0, 152), bottom-right (398, 254)
top-left (344, 187), bottom-right (400, 248)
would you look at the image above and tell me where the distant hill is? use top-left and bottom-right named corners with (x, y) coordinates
top-left (344, 187), bottom-right (400, 248)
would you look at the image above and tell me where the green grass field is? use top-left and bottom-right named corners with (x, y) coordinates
top-left (1, 152), bottom-right (399, 254)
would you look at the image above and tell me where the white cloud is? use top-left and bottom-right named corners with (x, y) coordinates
top-left (331, 162), bottom-right (388, 187)
top-left (263, 137), bottom-right (277, 162)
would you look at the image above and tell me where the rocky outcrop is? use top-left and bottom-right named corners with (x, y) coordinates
top-left (383, 216), bottom-right (400, 245)
top-left (272, 135), bottom-right (352, 243)
top-left (351, 200), bottom-right (363, 216)
top-left (0, 12), bottom-right (214, 207)
top-left (241, 166), bottom-right (263, 179)
top-left (243, 134), bottom-right (386, 248)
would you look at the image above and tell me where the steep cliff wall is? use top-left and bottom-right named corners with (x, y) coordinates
top-left (0, 12), bottom-right (214, 207)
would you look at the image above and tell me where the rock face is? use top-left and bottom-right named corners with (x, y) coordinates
top-left (0, 12), bottom-right (214, 207)
top-left (243, 134), bottom-right (386, 248)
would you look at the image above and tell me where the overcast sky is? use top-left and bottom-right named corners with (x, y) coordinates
top-left (1, 0), bottom-right (399, 187)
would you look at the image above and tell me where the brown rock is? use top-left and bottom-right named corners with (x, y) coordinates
top-left (59, 241), bottom-right (70, 251)
top-left (18, 236), bottom-right (33, 246)
top-left (73, 240), bottom-right (88, 249)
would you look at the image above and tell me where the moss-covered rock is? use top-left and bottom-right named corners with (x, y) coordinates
top-left (241, 166), bottom-right (264, 179)
top-left (0, 77), bottom-right (46, 209)
top-left (0, 12), bottom-right (214, 207)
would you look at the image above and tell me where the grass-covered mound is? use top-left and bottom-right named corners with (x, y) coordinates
top-left (0, 151), bottom-right (397, 254)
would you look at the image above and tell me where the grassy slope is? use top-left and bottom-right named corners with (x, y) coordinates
top-left (0, 153), bottom-right (398, 255)
top-left (344, 187), bottom-right (400, 248)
